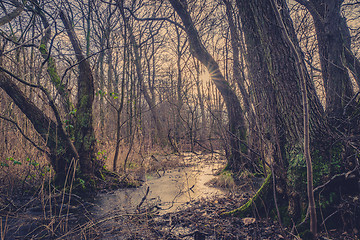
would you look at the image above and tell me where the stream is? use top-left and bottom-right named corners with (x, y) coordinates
top-left (3, 152), bottom-right (261, 239)
top-left (93, 152), bottom-right (227, 217)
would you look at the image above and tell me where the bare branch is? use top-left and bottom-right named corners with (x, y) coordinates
top-left (0, 0), bottom-right (23, 27)
top-left (121, 5), bottom-right (186, 31)
top-left (0, 115), bottom-right (48, 154)
top-left (294, 0), bottom-right (324, 24)
top-left (0, 66), bottom-right (40, 88)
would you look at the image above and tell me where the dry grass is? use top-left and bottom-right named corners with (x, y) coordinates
top-left (0, 132), bottom-right (201, 239)
top-left (0, 155), bottom-right (96, 239)
top-left (0, 114), bottom-right (226, 239)
top-left (208, 170), bottom-right (237, 189)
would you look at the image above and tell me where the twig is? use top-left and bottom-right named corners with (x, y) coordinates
top-left (0, 115), bottom-right (48, 154)
top-left (313, 166), bottom-right (360, 192)
top-left (122, 6), bottom-right (186, 31)
top-left (137, 186), bottom-right (150, 213)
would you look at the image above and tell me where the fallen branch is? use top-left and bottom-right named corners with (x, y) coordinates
top-left (137, 186), bottom-right (150, 213)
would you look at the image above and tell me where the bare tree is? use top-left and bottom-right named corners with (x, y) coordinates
top-left (169, 0), bottom-right (250, 172)
top-left (295, 0), bottom-right (355, 123)
top-left (235, 0), bottom-right (326, 226)
top-left (0, 3), bottom-right (102, 186)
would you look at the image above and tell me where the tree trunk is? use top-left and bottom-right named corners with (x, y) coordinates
top-left (60, 11), bottom-right (97, 177)
top-left (270, 1), bottom-right (317, 234)
top-left (236, 0), bottom-right (325, 221)
top-left (113, 23), bottom-right (128, 171)
top-left (169, 0), bottom-right (249, 172)
top-left (0, 74), bottom-right (77, 183)
top-left (298, 0), bottom-right (354, 122)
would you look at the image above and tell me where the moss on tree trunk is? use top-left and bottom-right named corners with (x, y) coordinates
top-left (222, 173), bottom-right (272, 217)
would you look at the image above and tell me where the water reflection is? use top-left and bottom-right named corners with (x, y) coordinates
top-left (94, 153), bottom-right (226, 216)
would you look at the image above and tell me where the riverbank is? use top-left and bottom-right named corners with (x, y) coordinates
top-left (1, 152), bottom-right (358, 239)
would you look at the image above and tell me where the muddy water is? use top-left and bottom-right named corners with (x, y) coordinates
top-left (94, 152), bottom-right (227, 216)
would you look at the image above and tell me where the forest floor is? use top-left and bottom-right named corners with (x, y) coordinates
top-left (1, 191), bottom-right (358, 239)
top-left (1, 152), bottom-right (359, 239)
top-left (90, 193), bottom-right (358, 240)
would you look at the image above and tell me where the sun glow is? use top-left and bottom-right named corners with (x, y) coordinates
top-left (199, 69), bottom-right (211, 83)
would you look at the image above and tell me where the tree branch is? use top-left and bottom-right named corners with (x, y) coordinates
top-left (0, 66), bottom-right (40, 88)
top-left (122, 5), bottom-right (186, 31)
top-left (0, 69), bottom-right (79, 160)
top-left (294, 0), bottom-right (324, 24)
top-left (0, 115), bottom-right (48, 154)
top-left (0, 0), bottom-right (23, 27)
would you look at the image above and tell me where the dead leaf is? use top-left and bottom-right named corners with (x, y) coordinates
top-left (242, 217), bottom-right (255, 226)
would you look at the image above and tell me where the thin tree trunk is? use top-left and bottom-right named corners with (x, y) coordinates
top-left (223, 0), bottom-right (250, 113)
top-left (175, 27), bottom-right (183, 143)
top-left (270, 0), bottom-right (317, 235)
top-left (118, 4), bottom-right (168, 147)
top-left (113, 26), bottom-right (128, 171)
top-left (194, 61), bottom-right (206, 142)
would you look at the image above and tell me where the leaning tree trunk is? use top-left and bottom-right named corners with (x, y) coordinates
top-left (31, 1), bottom-right (72, 115)
top-left (169, 0), bottom-right (249, 172)
top-left (0, 10), bottom-right (100, 184)
top-left (0, 73), bottom-right (78, 184)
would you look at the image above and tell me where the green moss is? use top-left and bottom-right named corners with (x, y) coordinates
top-left (212, 170), bottom-right (236, 189)
top-left (274, 205), bottom-right (291, 226)
top-left (89, 178), bottom-right (96, 188)
top-left (286, 141), bottom-right (343, 202)
top-left (79, 95), bottom-right (89, 108)
top-left (39, 45), bottom-right (61, 86)
top-left (300, 230), bottom-right (315, 240)
top-left (221, 173), bottom-right (272, 217)
top-left (82, 134), bottom-right (95, 149)
top-left (287, 144), bottom-right (307, 194)
top-left (39, 43), bottom-right (70, 110)
top-left (39, 44), bottom-right (47, 54)
top-left (100, 171), bottom-right (106, 181)
top-left (329, 143), bottom-right (343, 174)
top-left (56, 146), bottom-right (66, 155)
top-left (48, 59), bottom-right (62, 87)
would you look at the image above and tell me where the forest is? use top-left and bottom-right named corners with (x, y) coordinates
top-left (0, 0), bottom-right (360, 239)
